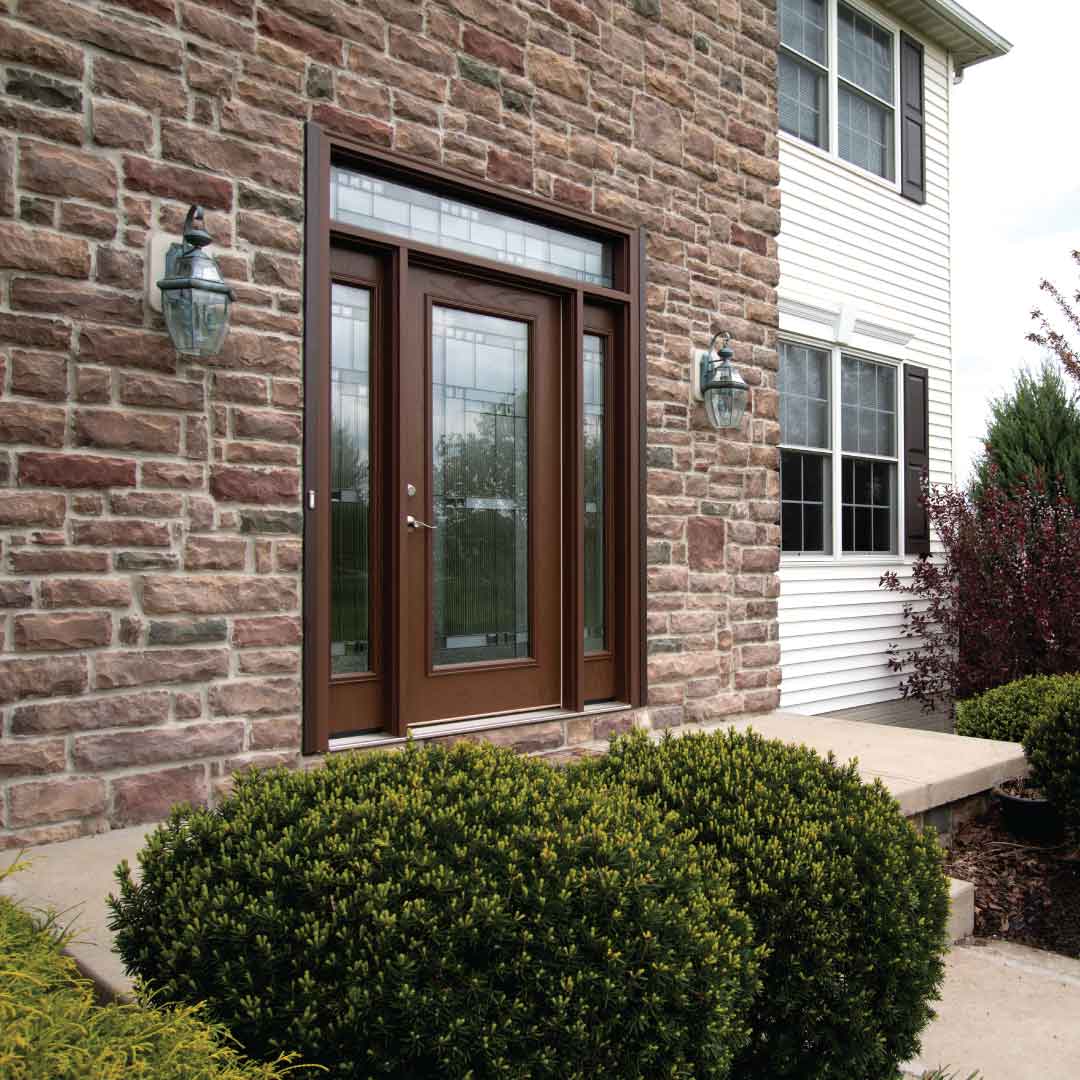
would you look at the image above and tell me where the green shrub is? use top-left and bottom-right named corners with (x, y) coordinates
top-left (577, 730), bottom-right (950, 1080)
top-left (110, 742), bottom-right (760, 1080)
top-left (955, 674), bottom-right (1080, 743)
top-left (1023, 680), bottom-right (1080, 829)
top-left (0, 867), bottom-right (305, 1079)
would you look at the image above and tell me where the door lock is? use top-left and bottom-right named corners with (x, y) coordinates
top-left (406, 515), bottom-right (436, 530)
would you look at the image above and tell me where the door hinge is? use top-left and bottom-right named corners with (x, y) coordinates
top-left (307, 490), bottom-right (316, 510)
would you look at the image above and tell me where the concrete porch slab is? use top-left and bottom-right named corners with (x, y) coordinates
top-left (664, 710), bottom-right (1027, 817)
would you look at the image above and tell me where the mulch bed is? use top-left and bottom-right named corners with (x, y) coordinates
top-left (943, 801), bottom-right (1080, 958)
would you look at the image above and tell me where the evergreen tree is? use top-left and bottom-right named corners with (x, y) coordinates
top-left (973, 362), bottom-right (1080, 503)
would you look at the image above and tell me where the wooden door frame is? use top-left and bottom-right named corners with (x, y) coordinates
top-left (303, 122), bottom-right (644, 753)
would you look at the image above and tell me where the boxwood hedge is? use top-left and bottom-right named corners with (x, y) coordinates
top-left (578, 729), bottom-right (950, 1080)
top-left (956, 674), bottom-right (1080, 743)
top-left (110, 742), bottom-right (760, 1079)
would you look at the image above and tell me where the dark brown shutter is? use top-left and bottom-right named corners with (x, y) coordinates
top-left (900, 33), bottom-right (926, 204)
top-left (903, 364), bottom-right (930, 555)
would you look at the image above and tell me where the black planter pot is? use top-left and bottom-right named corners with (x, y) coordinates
top-left (993, 786), bottom-right (1065, 841)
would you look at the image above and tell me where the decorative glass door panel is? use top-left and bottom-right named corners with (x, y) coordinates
top-left (582, 305), bottom-right (617, 704)
top-left (432, 306), bottom-right (530, 666)
top-left (583, 332), bottom-right (605, 654)
top-left (330, 284), bottom-right (371, 675)
top-left (317, 246), bottom-right (386, 742)
top-left (403, 264), bottom-right (562, 725)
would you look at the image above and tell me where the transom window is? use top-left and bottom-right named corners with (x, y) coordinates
top-left (779, 0), bottom-right (897, 181)
top-left (780, 341), bottom-right (899, 556)
top-left (330, 167), bottom-right (614, 286)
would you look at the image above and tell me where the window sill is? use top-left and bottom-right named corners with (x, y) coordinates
top-left (780, 553), bottom-right (910, 568)
top-left (779, 130), bottom-right (903, 199)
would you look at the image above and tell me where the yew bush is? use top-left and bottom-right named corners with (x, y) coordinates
top-left (1024, 680), bottom-right (1080, 831)
top-left (578, 730), bottom-right (949, 1080)
top-left (881, 477), bottom-right (1080, 706)
top-left (110, 743), bottom-right (759, 1080)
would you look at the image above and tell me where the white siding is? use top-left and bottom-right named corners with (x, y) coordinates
top-left (777, 11), bottom-right (952, 715)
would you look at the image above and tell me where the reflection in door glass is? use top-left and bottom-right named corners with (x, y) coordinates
top-left (584, 334), bottom-right (605, 653)
top-left (330, 284), bottom-right (371, 675)
top-left (432, 306), bottom-right (529, 666)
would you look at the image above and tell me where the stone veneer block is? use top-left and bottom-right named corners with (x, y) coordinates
top-left (0, 0), bottom-right (781, 847)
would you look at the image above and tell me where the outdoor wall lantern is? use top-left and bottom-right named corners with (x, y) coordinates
top-left (693, 331), bottom-right (749, 430)
top-left (156, 205), bottom-right (234, 358)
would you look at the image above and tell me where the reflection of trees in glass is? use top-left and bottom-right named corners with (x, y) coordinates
top-left (331, 414), bottom-right (370, 674)
top-left (433, 400), bottom-right (529, 663)
top-left (584, 415), bottom-right (604, 652)
top-left (584, 334), bottom-right (605, 653)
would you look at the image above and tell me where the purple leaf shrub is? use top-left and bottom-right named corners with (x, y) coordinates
top-left (881, 475), bottom-right (1080, 708)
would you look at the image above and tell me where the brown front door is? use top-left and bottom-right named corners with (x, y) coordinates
top-left (400, 264), bottom-right (563, 725)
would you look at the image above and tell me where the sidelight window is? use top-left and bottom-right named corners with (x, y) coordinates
top-left (584, 333), bottom-right (606, 654)
top-left (330, 283), bottom-right (372, 674)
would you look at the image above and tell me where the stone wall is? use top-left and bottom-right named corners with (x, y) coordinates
top-left (0, 0), bottom-right (780, 848)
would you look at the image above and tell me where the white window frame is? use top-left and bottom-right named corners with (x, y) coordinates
top-left (778, 0), bottom-right (904, 193)
top-left (779, 334), bottom-right (906, 563)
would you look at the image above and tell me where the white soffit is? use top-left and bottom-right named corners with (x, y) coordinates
top-left (876, 0), bottom-right (1011, 72)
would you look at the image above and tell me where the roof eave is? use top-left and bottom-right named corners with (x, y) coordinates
top-left (877, 0), bottom-right (1012, 72)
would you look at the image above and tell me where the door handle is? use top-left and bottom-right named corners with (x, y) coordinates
top-left (406, 515), bottom-right (436, 530)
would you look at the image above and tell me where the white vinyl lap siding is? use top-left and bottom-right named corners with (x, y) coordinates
top-left (777, 13), bottom-right (951, 714)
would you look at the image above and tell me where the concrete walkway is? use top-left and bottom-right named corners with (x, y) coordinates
top-left (1, 824), bottom-right (151, 1000)
top-left (905, 941), bottom-right (1080, 1079)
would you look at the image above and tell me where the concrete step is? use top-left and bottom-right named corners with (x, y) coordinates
top-left (948, 877), bottom-right (975, 944)
top-left (719, 711), bottom-right (1027, 818)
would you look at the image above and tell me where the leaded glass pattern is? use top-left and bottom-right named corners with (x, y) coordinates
top-left (780, 53), bottom-right (828, 147)
top-left (779, 341), bottom-right (830, 449)
top-left (839, 86), bottom-right (893, 179)
top-left (838, 3), bottom-right (894, 102)
top-left (841, 355), bottom-right (896, 457)
top-left (837, 3), bottom-right (894, 179)
top-left (779, 0), bottom-right (827, 63)
top-left (584, 334), bottom-right (605, 653)
top-left (330, 284), bottom-right (371, 675)
top-left (841, 457), bottom-right (896, 553)
top-left (331, 167), bottom-right (614, 287)
top-left (781, 450), bottom-right (831, 553)
top-left (431, 306), bottom-right (530, 666)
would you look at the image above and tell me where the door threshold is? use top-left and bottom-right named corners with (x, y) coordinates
top-left (328, 701), bottom-right (631, 753)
